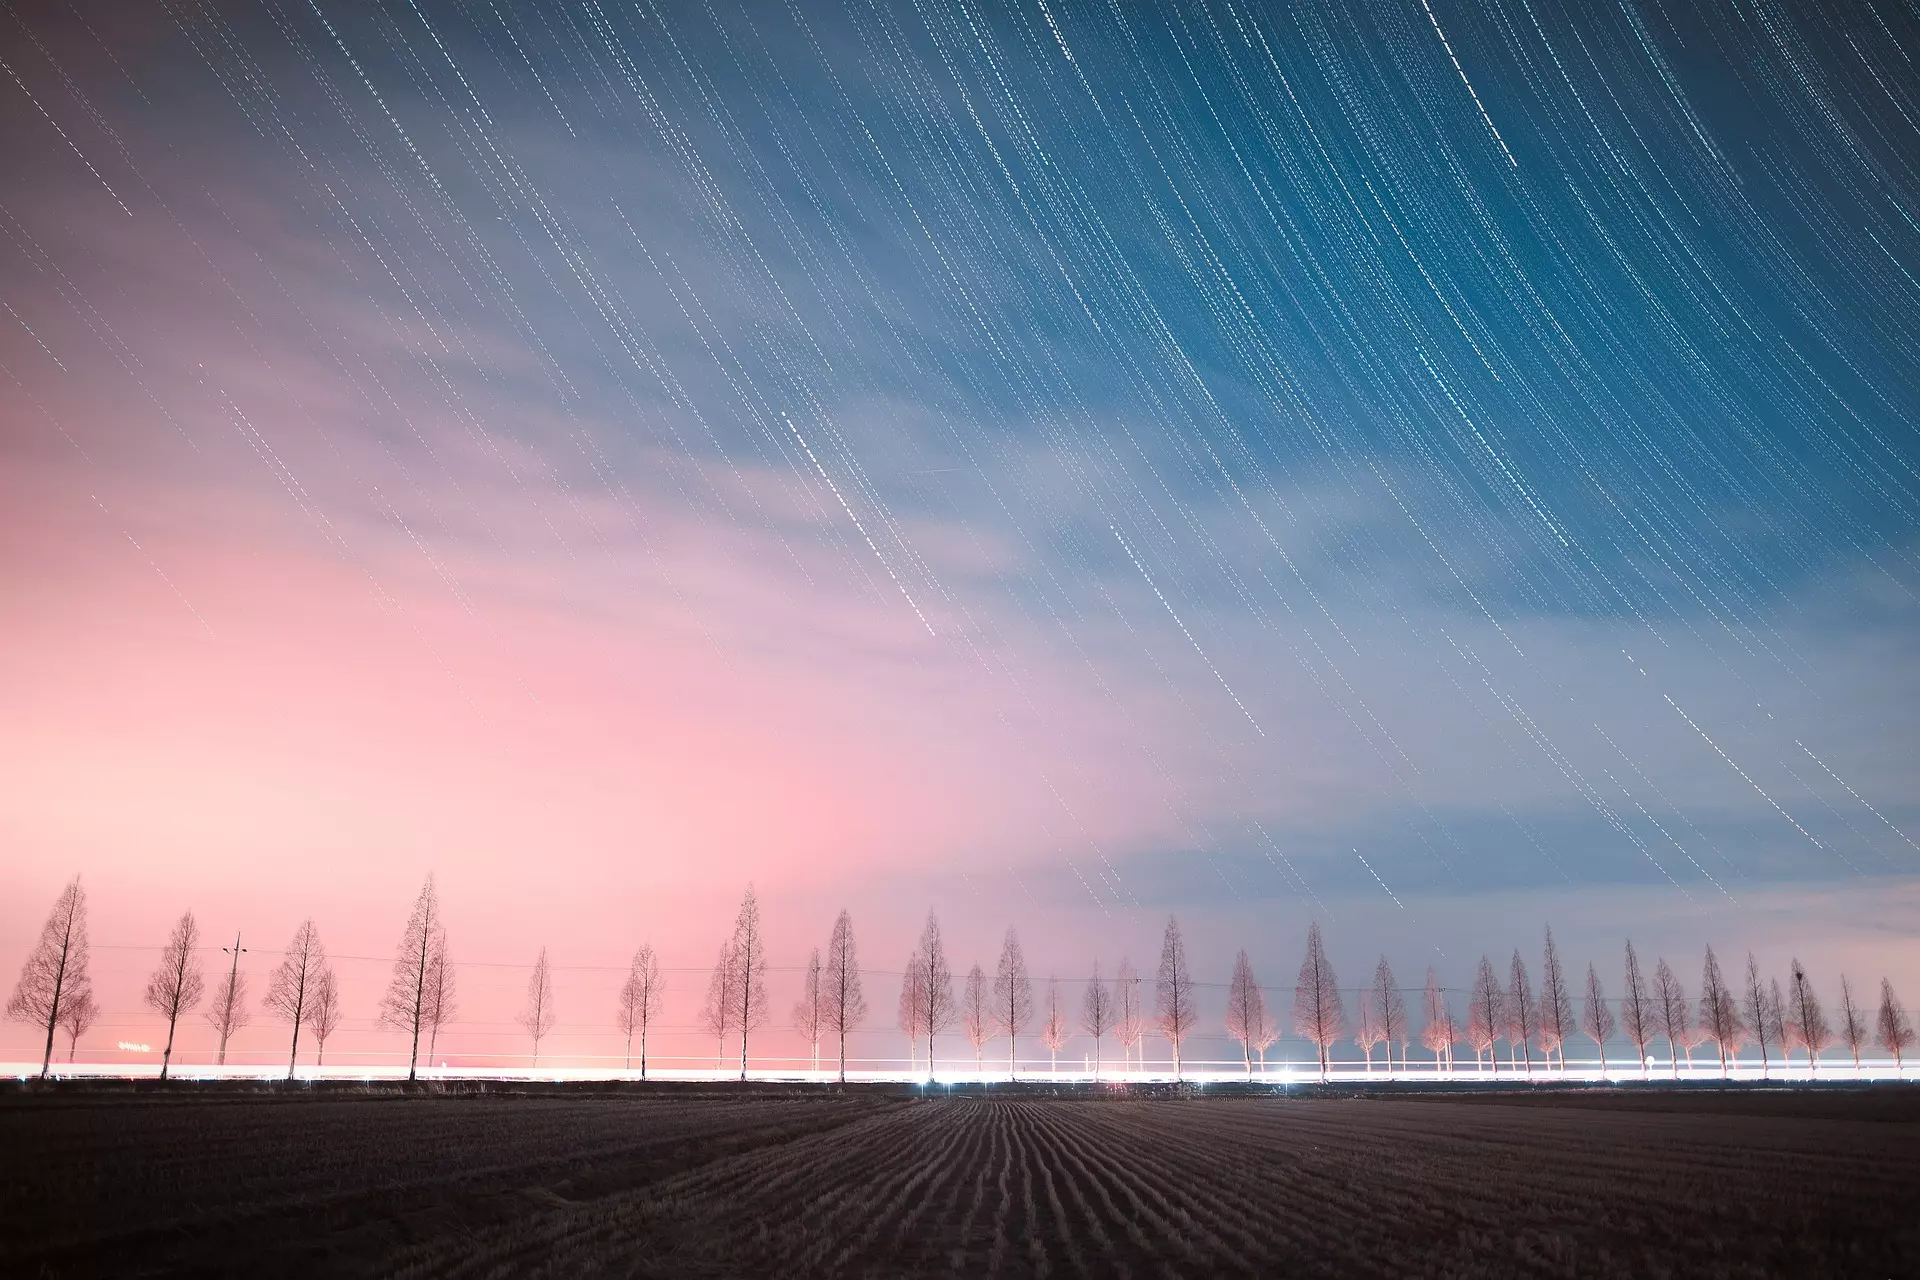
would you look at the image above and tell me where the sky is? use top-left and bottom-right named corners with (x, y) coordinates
top-left (2, 0), bottom-right (1918, 1071)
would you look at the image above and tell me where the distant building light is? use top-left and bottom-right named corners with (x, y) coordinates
top-left (117, 1041), bottom-right (152, 1053)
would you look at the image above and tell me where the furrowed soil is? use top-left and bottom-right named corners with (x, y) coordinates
top-left (4, 1085), bottom-right (1916, 1277)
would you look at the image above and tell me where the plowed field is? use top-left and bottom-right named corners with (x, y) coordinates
top-left (5, 1086), bottom-right (1915, 1277)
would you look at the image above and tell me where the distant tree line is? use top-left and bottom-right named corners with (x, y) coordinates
top-left (8, 875), bottom-right (1918, 1081)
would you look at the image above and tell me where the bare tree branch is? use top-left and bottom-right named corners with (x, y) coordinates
top-left (264, 920), bottom-right (325, 1081)
top-left (1156, 917), bottom-right (1198, 1081)
top-left (820, 911), bottom-right (866, 1083)
top-left (143, 910), bottom-right (203, 1082)
top-left (1292, 922), bottom-right (1344, 1082)
top-left (1080, 961), bottom-right (1114, 1078)
top-left (993, 928), bottom-right (1033, 1081)
top-left (6, 876), bottom-right (90, 1078)
top-left (519, 947), bottom-right (556, 1069)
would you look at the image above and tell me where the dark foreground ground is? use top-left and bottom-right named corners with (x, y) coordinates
top-left (4, 1083), bottom-right (1917, 1277)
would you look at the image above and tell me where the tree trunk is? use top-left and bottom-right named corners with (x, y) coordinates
top-left (287, 1015), bottom-right (302, 1082)
top-left (160, 1011), bottom-right (179, 1082)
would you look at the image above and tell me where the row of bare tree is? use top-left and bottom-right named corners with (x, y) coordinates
top-left (9, 876), bottom-right (1918, 1081)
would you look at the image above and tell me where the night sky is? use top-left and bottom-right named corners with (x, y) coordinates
top-left (3, 0), bottom-right (1917, 1068)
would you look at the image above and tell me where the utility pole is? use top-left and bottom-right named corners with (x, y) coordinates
top-left (218, 933), bottom-right (246, 1065)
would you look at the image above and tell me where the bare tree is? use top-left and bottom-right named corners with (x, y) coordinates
top-left (144, 910), bottom-right (204, 1082)
top-left (898, 956), bottom-right (926, 1076)
top-left (994, 928), bottom-right (1033, 1080)
top-left (1837, 975), bottom-right (1868, 1071)
top-left (1766, 978), bottom-right (1788, 1072)
top-left (1225, 950), bottom-right (1274, 1078)
top-left (1421, 968), bottom-right (1455, 1070)
top-left (1619, 940), bottom-right (1653, 1078)
top-left (206, 936), bottom-right (250, 1067)
top-left (1115, 957), bottom-right (1143, 1072)
top-left (1877, 978), bottom-right (1914, 1074)
top-left (792, 946), bottom-right (824, 1072)
top-left (820, 910), bottom-right (867, 1082)
top-left (1784, 960), bottom-right (1831, 1075)
top-left (1740, 953), bottom-right (1774, 1078)
top-left (309, 967), bottom-right (341, 1067)
top-left (907, 912), bottom-right (956, 1077)
top-left (729, 888), bottom-right (770, 1081)
top-left (961, 964), bottom-right (990, 1071)
top-left (59, 987), bottom-right (98, 1063)
top-left (1355, 987), bottom-right (1384, 1074)
top-left (1505, 951), bottom-right (1538, 1074)
top-left (520, 947), bottom-right (556, 1069)
top-left (1653, 957), bottom-right (1690, 1077)
top-left (1466, 955), bottom-right (1503, 1073)
top-left (265, 920), bottom-right (327, 1081)
top-left (616, 943), bottom-right (663, 1076)
top-left (378, 876), bottom-right (445, 1082)
top-left (1155, 916), bottom-right (1198, 1081)
top-left (422, 931), bottom-right (455, 1064)
top-left (1039, 978), bottom-right (1070, 1074)
top-left (1372, 956), bottom-right (1408, 1072)
top-left (1293, 922), bottom-right (1344, 1082)
top-left (1538, 927), bottom-right (1573, 1071)
top-left (6, 876), bottom-right (91, 1078)
top-left (1581, 964), bottom-right (1616, 1073)
top-left (1081, 962), bottom-right (1115, 1078)
top-left (1696, 945), bottom-right (1742, 1077)
top-left (702, 940), bottom-right (738, 1069)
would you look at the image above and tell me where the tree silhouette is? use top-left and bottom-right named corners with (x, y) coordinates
top-left (1696, 945), bottom-right (1742, 1078)
top-left (907, 911), bottom-right (956, 1078)
top-left (1467, 955), bottom-right (1503, 1073)
top-left (1225, 950), bottom-right (1273, 1078)
top-left (205, 938), bottom-right (249, 1068)
top-left (1081, 961), bottom-right (1115, 1078)
top-left (1356, 986), bottom-right (1385, 1074)
top-left (961, 964), bottom-right (990, 1071)
top-left (6, 876), bottom-right (91, 1078)
top-left (519, 947), bottom-right (556, 1069)
top-left (1740, 953), bottom-right (1775, 1078)
top-left (422, 931), bottom-right (455, 1064)
top-left (264, 920), bottom-right (327, 1081)
top-left (1505, 951), bottom-right (1538, 1074)
top-left (143, 910), bottom-right (204, 1082)
top-left (309, 967), bottom-right (341, 1067)
top-left (1538, 927), bottom-right (1573, 1071)
top-left (1619, 940), bottom-right (1653, 1078)
top-left (59, 986), bottom-right (98, 1063)
top-left (820, 911), bottom-right (867, 1082)
top-left (898, 951), bottom-right (926, 1076)
top-left (1115, 957), bottom-right (1143, 1073)
top-left (1784, 960), bottom-right (1830, 1075)
top-left (792, 947), bottom-right (824, 1072)
top-left (378, 875), bottom-right (445, 1082)
top-left (728, 888), bottom-right (770, 1080)
top-left (1581, 964), bottom-right (1615, 1074)
top-left (617, 943), bottom-right (663, 1076)
top-left (1372, 956), bottom-right (1408, 1072)
top-left (1155, 916), bottom-right (1198, 1081)
top-left (1039, 978), bottom-right (1070, 1074)
top-left (1836, 975), bottom-right (1867, 1071)
top-left (1653, 957), bottom-right (1690, 1077)
top-left (1421, 968), bottom-right (1455, 1071)
top-left (702, 940), bottom-right (738, 1070)
top-left (1293, 922), bottom-right (1344, 1082)
top-left (993, 928), bottom-right (1033, 1080)
top-left (1877, 979), bottom-right (1914, 1074)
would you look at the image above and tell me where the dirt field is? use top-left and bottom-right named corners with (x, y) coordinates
top-left (5, 1085), bottom-right (1916, 1277)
